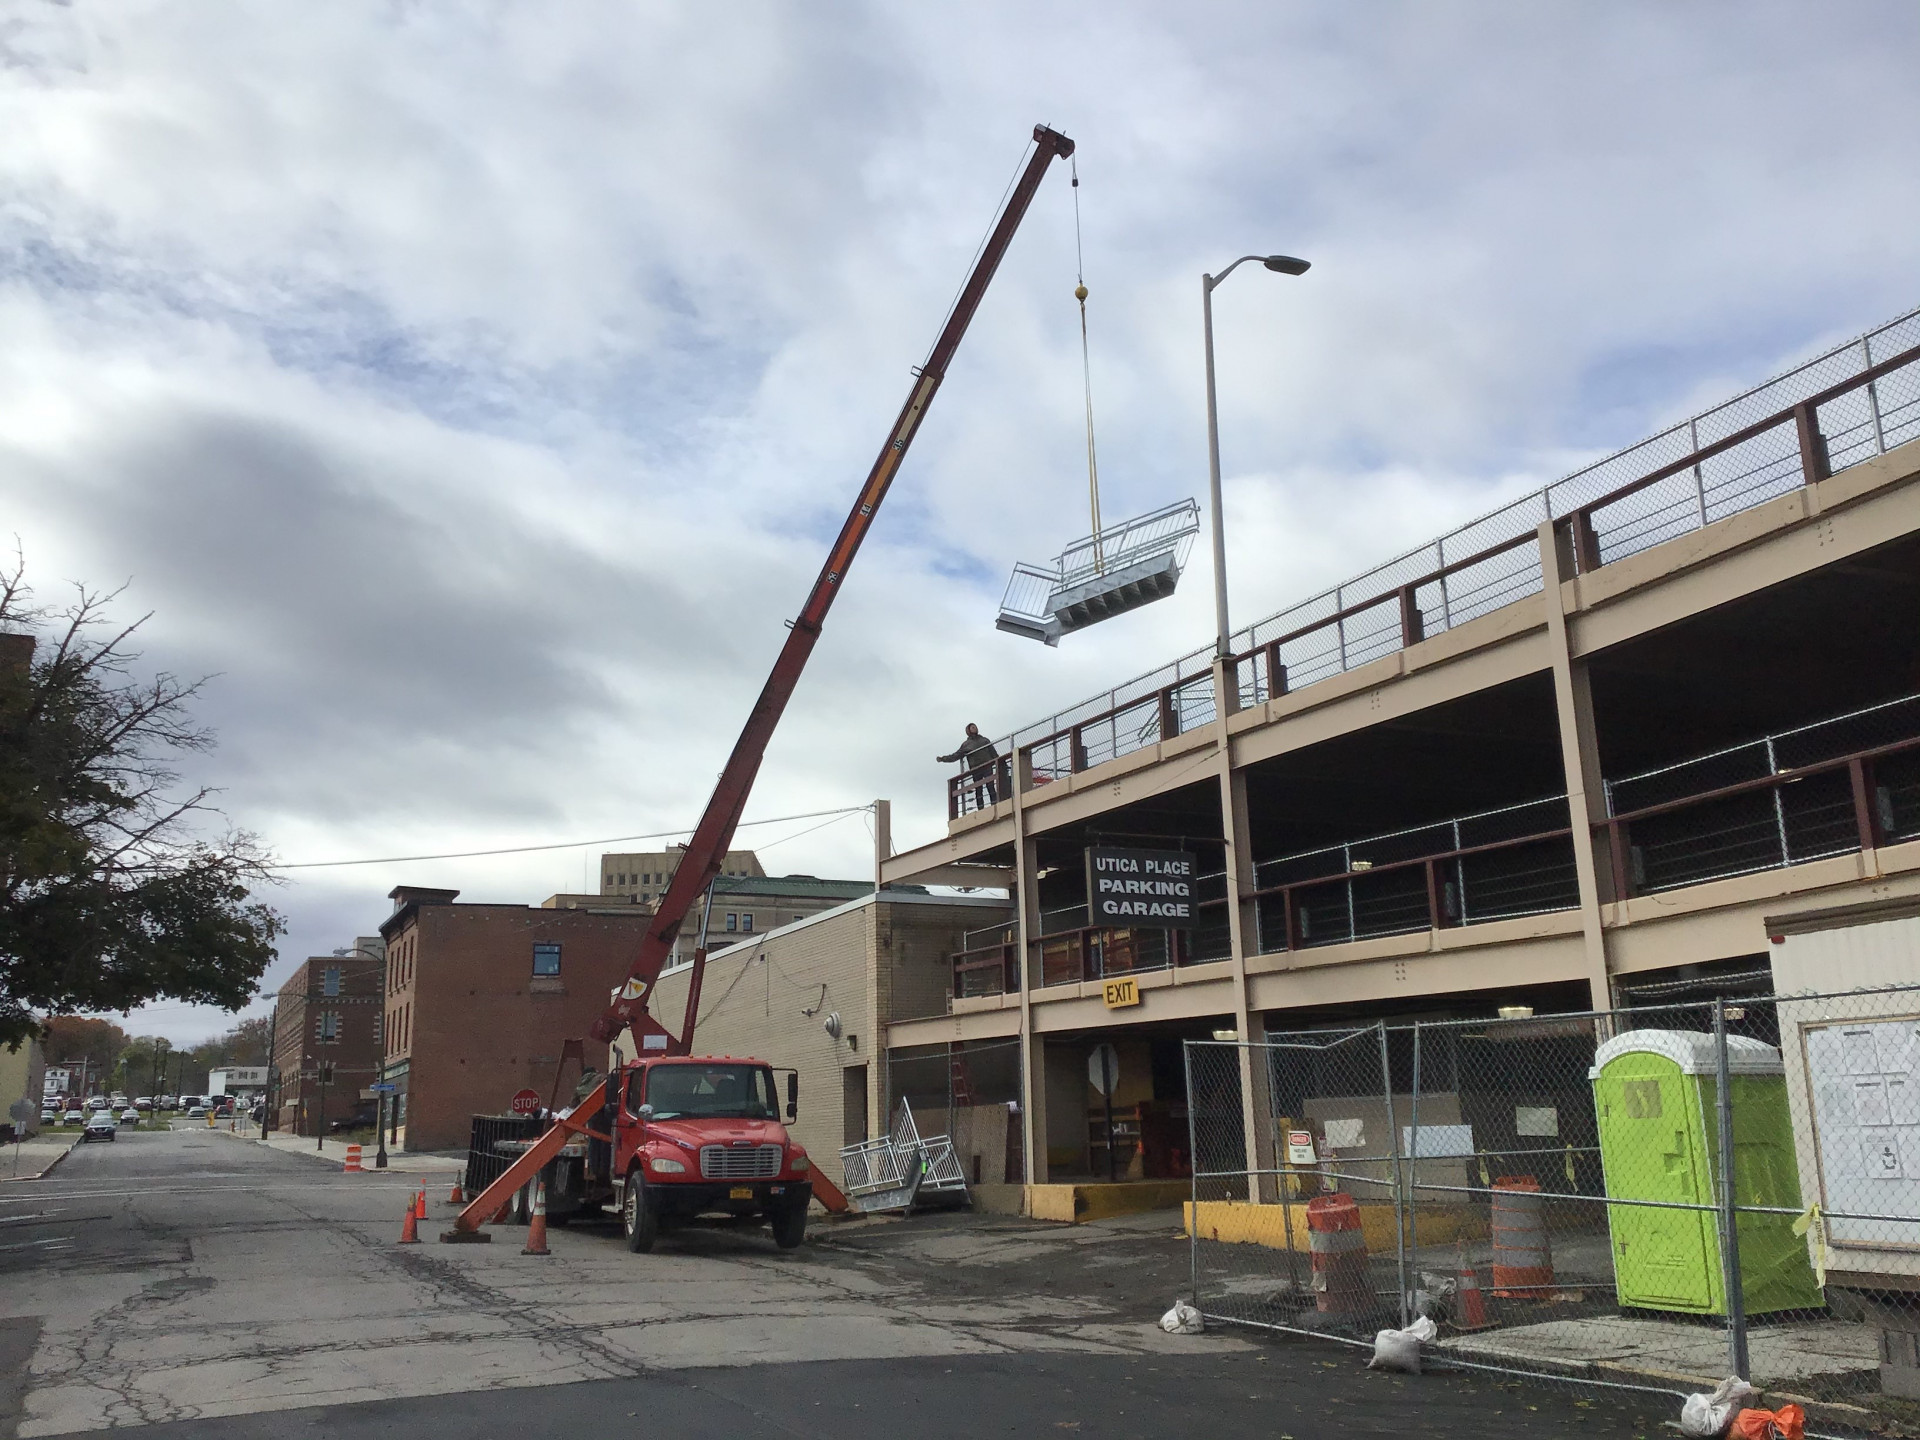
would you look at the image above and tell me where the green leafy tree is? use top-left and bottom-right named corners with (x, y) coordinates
top-left (43, 1014), bottom-right (130, 1092)
top-left (0, 561), bottom-right (284, 1049)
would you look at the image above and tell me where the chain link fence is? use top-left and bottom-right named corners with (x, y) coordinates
top-left (1186, 985), bottom-right (1920, 1437)
top-left (886, 1037), bottom-right (1026, 1186)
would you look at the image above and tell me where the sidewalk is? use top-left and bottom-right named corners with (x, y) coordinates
top-left (1, 1132), bottom-right (78, 1181)
top-left (221, 1126), bottom-right (464, 1174)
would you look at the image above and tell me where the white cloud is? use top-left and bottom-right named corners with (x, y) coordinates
top-left (2, 0), bottom-right (1916, 1041)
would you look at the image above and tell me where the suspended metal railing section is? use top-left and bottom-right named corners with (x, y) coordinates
top-left (969, 306), bottom-right (1920, 800)
top-left (996, 498), bottom-right (1201, 646)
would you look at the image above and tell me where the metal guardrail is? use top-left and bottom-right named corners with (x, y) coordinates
top-left (965, 307), bottom-right (1920, 800)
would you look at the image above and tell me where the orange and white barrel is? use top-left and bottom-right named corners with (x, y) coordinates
top-left (1306, 1192), bottom-right (1371, 1315)
top-left (1490, 1175), bottom-right (1553, 1297)
top-left (342, 1144), bottom-right (364, 1174)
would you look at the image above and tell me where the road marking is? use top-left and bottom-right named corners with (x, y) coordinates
top-left (1, 1183), bottom-right (433, 1202)
top-left (0, 1211), bottom-right (62, 1224)
top-left (0, 1236), bottom-right (74, 1251)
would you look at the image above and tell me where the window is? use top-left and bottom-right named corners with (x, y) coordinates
top-left (316, 1012), bottom-right (341, 1043)
top-left (741, 913), bottom-right (754, 933)
top-left (532, 942), bottom-right (562, 976)
top-left (322, 966), bottom-right (341, 997)
top-left (604, 874), bottom-right (613, 887)
top-left (642, 1064), bottom-right (777, 1120)
top-left (724, 913), bottom-right (738, 932)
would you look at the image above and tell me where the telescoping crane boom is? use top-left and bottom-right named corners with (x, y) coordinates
top-left (446, 123), bottom-right (1076, 1238)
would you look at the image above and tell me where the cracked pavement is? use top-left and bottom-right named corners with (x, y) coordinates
top-left (0, 1129), bottom-right (1668, 1438)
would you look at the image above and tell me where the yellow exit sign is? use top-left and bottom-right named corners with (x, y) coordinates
top-left (1102, 977), bottom-right (1140, 1009)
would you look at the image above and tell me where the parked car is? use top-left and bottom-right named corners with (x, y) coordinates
top-left (212, 1098), bottom-right (235, 1117)
top-left (158, 1095), bottom-right (177, 1109)
top-left (328, 1106), bottom-right (378, 1134)
top-left (186, 1104), bottom-right (206, 1118)
top-left (85, 1096), bottom-right (111, 1111)
top-left (119, 1108), bottom-right (139, 1124)
top-left (109, 1094), bottom-right (128, 1109)
top-left (134, 1097), bottom-right (153, 1112)
top-left (61, 1108), bottom-right (83, 1125)
top-left (81, 1111), bottom-right (117, 1142)
top-left (250, 1102), bottom-right (266, 1125)
top-left (39, 1108), bottom-right (56, 1126)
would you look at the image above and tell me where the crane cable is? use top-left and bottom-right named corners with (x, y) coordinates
top-left (1071, 157), bottom-right (1105, 574)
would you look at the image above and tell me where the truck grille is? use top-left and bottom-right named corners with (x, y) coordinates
top-left (699, 1144), bottom-right (783, 1180)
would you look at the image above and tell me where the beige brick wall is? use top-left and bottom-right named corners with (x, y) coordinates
top-left (645, 894), bottom-right (1010, 1190)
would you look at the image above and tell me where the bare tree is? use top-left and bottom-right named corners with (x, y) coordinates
top-left (0, 556), bottom-right (283, 1049)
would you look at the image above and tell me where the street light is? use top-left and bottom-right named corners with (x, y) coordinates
top-left (335, 942), bottom-right (389, 1170)
top-left (1201, 253), bottom-right (1311, 659)
top-left (305, 1053), bottom-right (329, 1152)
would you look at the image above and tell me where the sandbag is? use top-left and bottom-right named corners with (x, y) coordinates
top-left (1728, 1405), bottom-right (1805, 1440)
top-left (1680, 1377), bottom-right (1756, 1438)
top-left (1159, 1300), bottom-right (1204, 1335)
top-left (1367, 1314), bottom-right (1437, 1374)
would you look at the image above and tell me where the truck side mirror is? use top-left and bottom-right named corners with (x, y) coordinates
top-left (636, 1103), bottom-right (654, 1122)
top-left (786, 1073), bottom-right (798, 1122)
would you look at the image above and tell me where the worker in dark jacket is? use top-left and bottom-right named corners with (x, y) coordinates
top-left (938, 723), bottom-right (1001, 808)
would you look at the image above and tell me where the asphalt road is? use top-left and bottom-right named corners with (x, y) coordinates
top-left (0, 1130), bottom-right (1670, 1440)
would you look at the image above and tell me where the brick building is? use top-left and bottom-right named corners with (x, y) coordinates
top-left (271, 946), bottom-right (386, 1137)
top-left (379, 886), bottom-right (653, 1151)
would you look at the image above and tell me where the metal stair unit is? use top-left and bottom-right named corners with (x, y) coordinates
top-left (997, 498), bottom-right (1201, 645)
top-left (837, 1099), bottom-right (970, 1214)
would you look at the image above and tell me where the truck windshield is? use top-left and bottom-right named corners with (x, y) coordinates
top-left (644, 1065), bottom-right (778, 1121)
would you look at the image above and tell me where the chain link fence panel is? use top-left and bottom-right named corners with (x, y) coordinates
top-left (1187, 984), bottom-right (1920, 1437)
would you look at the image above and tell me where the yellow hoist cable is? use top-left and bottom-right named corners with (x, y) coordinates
top-left (1071, 157), bottom-right (1104, 574)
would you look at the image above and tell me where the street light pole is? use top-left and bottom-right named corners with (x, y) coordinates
top-left (1200, 254), bottom-right (1312, 659)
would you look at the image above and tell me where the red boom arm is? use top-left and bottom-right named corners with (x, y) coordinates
top-left (589, 122), bottom-right (1076, 1052)
top-left (446, 124), bottom-right (1074, 1236)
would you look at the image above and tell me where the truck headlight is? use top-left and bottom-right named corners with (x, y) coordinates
top-left (789, 1154), bottom-right (810, 1172)
top-left (649, 1156), bottom-right (686, 1174)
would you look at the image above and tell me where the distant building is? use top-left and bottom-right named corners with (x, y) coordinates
top-left (695, 875), bottom-right (880, 958)
top-left (598, 846), bottom-right (763, 905)
top-left (271, 946), bottom-right (385, 1137)
top-left (378, 886), bottom-right (652, 1152)
top-left (1, 1031), bottom-right (47, 1138)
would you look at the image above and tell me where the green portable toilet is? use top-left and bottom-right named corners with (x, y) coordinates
top-left (1590, 1029), bottom-right (1821, 1316)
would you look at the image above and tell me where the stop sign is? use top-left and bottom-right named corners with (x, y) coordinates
top-left (510, 1089), bottom-right (541, 1116)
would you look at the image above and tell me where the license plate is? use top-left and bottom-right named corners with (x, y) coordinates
top-left (729, 1186), bottom-right (754, 1200)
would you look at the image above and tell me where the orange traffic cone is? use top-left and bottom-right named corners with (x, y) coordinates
top-left (521, 1178), bottom-right (550, 1257)
top-left (414, 1188), bottom-right (428, 1221)
top-left (1455, 1242), bottom-right (1491, 1330)
top-left (397, 1195), bottom-right (420, 1245)
top-left (447, 1178), bottom-right (466, 1205)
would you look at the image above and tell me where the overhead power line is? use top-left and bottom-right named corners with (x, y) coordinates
top-left (269, 804), bottom-right (874, 871)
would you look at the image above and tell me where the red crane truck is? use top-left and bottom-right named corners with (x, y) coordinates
top-left (445, 123), bottom-right (1076, 1249)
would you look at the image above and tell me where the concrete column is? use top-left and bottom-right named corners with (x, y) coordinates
top-left (1537, 519), bottom-right (1614, 1012)
top-left (1012, 762), bottom-right (1048, 1185)
top-left (865, 800), bottom-right (890, 1140)
top-left (1214, 658), bottom-right (1274, 1200)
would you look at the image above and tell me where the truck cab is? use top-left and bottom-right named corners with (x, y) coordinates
top-left (516, 1055), bottom-right (812, 1252)
top-left (611, 1056), bottom-right (812, 1252)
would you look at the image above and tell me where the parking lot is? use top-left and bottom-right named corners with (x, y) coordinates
top-left (0, 1129), bottom-right (1670, 1438)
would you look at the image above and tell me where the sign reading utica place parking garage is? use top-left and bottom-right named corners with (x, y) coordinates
top-left (1085, 846), bottom-right (1195, 929)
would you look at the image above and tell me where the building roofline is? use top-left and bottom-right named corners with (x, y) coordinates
top-left (662, 887), bottom-right (1010, 975)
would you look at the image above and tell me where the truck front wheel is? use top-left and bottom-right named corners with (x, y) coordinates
top-left (623, 1177), bottom-right (657, 1254)
top-left (771, 1202), bottom-right (807, 1250)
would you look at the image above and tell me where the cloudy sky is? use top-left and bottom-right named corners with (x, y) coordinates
top-left (4, 2), bottom-right (1916, 1043)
